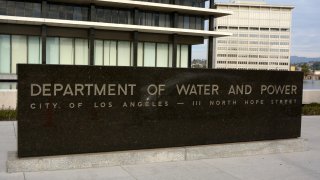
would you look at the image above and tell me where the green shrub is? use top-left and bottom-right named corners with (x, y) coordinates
top-left (0, 109), bottom-right (16, 121)
top-left (302, 103), bottom-right (320, 115)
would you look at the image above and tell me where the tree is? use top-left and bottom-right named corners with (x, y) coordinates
top-left (312, 62), bottom-right (320, 70)
top-left (301, 63), bottom-right (310, 75)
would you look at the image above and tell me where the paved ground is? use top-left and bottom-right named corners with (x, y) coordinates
top-left (0, 116), bottom-right (319, 180)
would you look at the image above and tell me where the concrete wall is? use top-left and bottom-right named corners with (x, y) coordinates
top-left (303, 90), bottom-right (320, 104)
top-left (0, 90), bottom-right (319, 110)
top-left (0, 90), bottom-right (17, 109)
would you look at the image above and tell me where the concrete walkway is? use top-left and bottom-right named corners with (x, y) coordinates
top-left (0, 116), bottom-right (320, 180)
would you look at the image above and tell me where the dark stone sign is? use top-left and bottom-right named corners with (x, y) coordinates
top-left (18, 64), bottom-right (303, 157)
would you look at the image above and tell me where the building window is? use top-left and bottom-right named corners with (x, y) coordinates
top-left (280, 42), bottom-right (290, 46)
top-left (178, 15), bottom-right (204, 30)
top-left (138, 11), bottom-right (171, 28)
top-left (270, 35), bottom-right (279, 39)
top-left (134, 0), bottom-right (207, 7)
top-left (259, 55), bottom-right (268, 58)
top-left (47, 3), bottom-right (88, 21)
top-left (249, 34), bottom-right (259, 38)
top-left (270, 49), bottom-right (279, 52)
top-left (217, 54), bottom-right (227, 57)
top-left (260, 35), bottom-right (269, 38)
top-left (177, 45), bottom-right (189, 68)
top-left (239, 34), bottom-right (248, 37)
top-left (260, 48), bottom-right (269, 52)
top-left (94, 40), bottom-right (132, 66)
top-left (0, 35), bottom-right (11, 74)
top-left (0, 0), bottom-right (41, 18)
top-left (0, 34), bottom-right (42, 74)
top-left (280, 35), bottom-right (290, 39)
top-left (47, 37), bottom-right (88, 65)
top-left (138, 42), bottom-right (173, 68)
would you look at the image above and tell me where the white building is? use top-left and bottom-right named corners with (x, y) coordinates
top-left (213, 0), bottom-right (294, 70)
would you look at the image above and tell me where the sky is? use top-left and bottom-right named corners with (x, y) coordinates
top-left (192, 0), bottom-right (320, 59)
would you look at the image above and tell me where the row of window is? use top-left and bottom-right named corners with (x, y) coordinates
top-left (134, 0), bottom-right (207, 8)
top-left (216, 61), bottom-right (289, 66)
top-left (233, 34), bottom-right (290, 40)
top-left (0, 0), bottom-right (41, 17)
top-left (94, 40), bottom-right (188, 68)
top-left (218, 47), bottom-right (290, 52)
top-left (217, 54), bottom-right (290, 59)
top-left (0, 0), bottom-right (205, 30)
top-left (219, 5), bottom-right (291, 11)
top-left (217, 40), bottom-right (290, 45)
top-left (0, 34), bottom-right (189, 74)
top-left (216, 67), bottom-right (289, 71)
top-left (217, 26), bottom-right (290, 32)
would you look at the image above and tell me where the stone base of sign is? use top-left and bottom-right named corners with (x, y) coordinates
top-left (7, 138), bottom-right (306, 173)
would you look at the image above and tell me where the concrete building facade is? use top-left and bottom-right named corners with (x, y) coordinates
top-left (213, 0), bottom-right (293, 70)
top-left (0, 0), bottom-right (232, 108)
top-left (0, 0), bottom-right (232, 89)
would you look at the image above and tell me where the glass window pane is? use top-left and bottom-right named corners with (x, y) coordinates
top-left (168, 44), bottom-right (172, 67)
top-left (60, 38), bottom-right (74, 65)
top-left (75, 39), bottom-right (88, 65)
top-left (0, 83), bottom-right (11, 90)
top-left (94, 40), bottom-right (103, 65)
top-left (144, 42), bottom-right (156, 67)
top-left (156, 43), bottom-right (168, 67)
top-left (110, 41), bottom-right (117, 66)
top-left (0, 35), bottom-right (11, 73)
top-left (176, 44), bottom-right (181, 67)
top-left (184, 16), bottom-right (190, 29)
top-left (32, 3), bottom-right (41, 17)
top-left (73, 7), bottom-right (82, 20)
top-left (118, 41), bottom-right (131, 66)
top-left (196, 17), bottom-right (202, 30)
top-left (46, 37), bottom-right (59, 64)
top-left (15, 1), bottom-right (25, 16)
top-left (189, 16), bottom-right (196, 29)
top-left (24, 2), bottom-right (33, 17)
top-left (178, 15), bottom-right (184, 28)
top-left (7, 1), bottom-right (15, 16)
top-left (103, 40), bottom-right (110, 65)
top-left (0, 0), bottom-right (7, 15)
top-left (137, 42), bottom-right (143, 67)
top-left (159, 14), bottom-right (166, 27)
top-left (28, 36), bottom-right (41, 64)
top-left (12, 35), bottom-right (27, 73)
top-left (180, 45), bottom-right (189, 68)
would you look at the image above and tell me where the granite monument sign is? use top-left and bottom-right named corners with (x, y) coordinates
top-left (18, 64), bottom-right (303, 157)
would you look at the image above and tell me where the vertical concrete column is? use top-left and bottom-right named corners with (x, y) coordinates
top-left (41, 1), bottom-right (47, 64)
top-left (89, 4), bottom-right (96, 66)
top-left (89, 4), bottom-right (96, 22)
top-left (132, 9), bottom-right (139, 67)
top-left (132, 31), bottom-right (139, 67)
top-left (89, 28), bottom-right (95, 65)
top-left (172, 35), bottom-right (178, 68)
top-left (208, 0), bottom-right (215, 69)
top-left (188, 45), bottom-right (192, 68)
top-left (41, 1), bottom-right (47, 18)
top-left (41, 25), bottom-right (47, 64)
top-left (171, 12), bottom-right (179, 68)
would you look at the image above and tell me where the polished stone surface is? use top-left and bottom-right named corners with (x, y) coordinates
top-left (18, 65), bottom-right (303, 157)
top-left (7, 138), bottom-right (306, 173)
top-left (0, 116), bottom-right (320, 179)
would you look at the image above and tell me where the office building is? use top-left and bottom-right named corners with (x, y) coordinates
top-left (213, 0), bottom-right (293, 70)
top-left (0, 0), bottom-right (232, 90)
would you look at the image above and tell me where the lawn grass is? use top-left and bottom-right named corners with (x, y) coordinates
top-left (302, 103), bottom-right (320, 116)
top-left (0, 109), bottom-right (16, 121)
